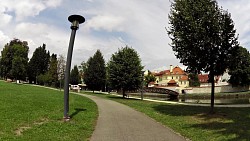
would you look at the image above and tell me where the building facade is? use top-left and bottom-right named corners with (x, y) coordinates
top-left (154, 65), bottom-right (189, 88)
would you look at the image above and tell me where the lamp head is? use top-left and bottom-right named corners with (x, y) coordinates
top-left (68, 15), bottom-right (85, 30)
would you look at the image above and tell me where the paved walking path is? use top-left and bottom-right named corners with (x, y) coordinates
top-left (77, 93), bottom-right (187, 141)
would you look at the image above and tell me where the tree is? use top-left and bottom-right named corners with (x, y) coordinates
top-left (144, 71), bottom-right (156, 87)
top-left (107, 46), bottom-right (143, 98)
top-left (168, 0), bottom-right (239, 113)
top-left (57, 54), bottom-right (66, 90)
top-left (78, 61), bottom-right (87, 84)
top-left (228, 46), bottom-right (250, 86)
top-left (188, 73), bottom-right (200, 87)
top-left (46, 53), bottom-right (58, 87)
top-left (84, 50), bottom-right (106, 92)
top-left (0, 39), bottom-right (29, 81)
top-left (70, 65), bottom-right (80, 85)
top-left (28, 44), bottom-right (50, 83)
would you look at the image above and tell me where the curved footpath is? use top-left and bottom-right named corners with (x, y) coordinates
top-left (76, 93), bottom-right (187, 141)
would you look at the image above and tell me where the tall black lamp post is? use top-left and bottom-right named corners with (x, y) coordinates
top-left (64, 15), bottom-right (85, 120)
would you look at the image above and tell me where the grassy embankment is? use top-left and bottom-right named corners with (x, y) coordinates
top-left (0, 81), bottom-right (98, 141)
top-left (85, 91), bottom-right (250, 141)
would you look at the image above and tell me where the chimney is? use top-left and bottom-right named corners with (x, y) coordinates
top-left (170, 65), bottom-right (173, 73)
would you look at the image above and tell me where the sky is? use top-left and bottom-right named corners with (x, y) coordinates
top-left (0, 0), bottom-right (249, 71)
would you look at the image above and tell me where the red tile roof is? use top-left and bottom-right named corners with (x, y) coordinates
top-left (172, 66), bottom-right (185, 75)
top-left (154, 70), bottom-right (170, 76)
top-left (154, 66), bottom-right (185, 76)
top-left (198, 74), bottom-right (209, 83)
top-left (180, 75), bottom-right (188, 81)
top-left (168, 79), bottom-right (177, 84)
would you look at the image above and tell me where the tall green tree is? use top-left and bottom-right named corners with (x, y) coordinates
top-left (70, 65), bottom-right (80, 85)
top-left (47, 53), bottom-right (58, 86)
top-left (84, 50), bottom-right (106, 92)
top-left (107, 46), bottom-right (143, 98)
top-left (0, 39), bottom-right (29, 81)
top-left (28, 44), bottom-right (50, 83)
top-left (188, 73), bottom-right (200, 87)
top-left (168, 0), bottom-right (239, 113)
top-left (228, 46), bottom-right (250, 86)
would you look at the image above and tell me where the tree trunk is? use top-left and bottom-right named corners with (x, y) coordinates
top-left (122, 89), bottom-right (125, 98)
top-left (210, 72), bottom-right (215, 114)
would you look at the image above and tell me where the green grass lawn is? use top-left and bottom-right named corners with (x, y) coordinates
top-left (0, 81), bottom-right (98, 141)
top-left (86, 92), bottom-right (250, 141)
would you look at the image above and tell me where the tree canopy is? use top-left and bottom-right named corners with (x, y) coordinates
top-left (168, 0), bottom-right (239, 113)
top-left (188, 73), bottom-right (200, 87)
top-left (228, 46), bottom-right (250, 86)
top-left (70, 65), bottom-right (80, 85)
top-left (28, 44), bottom-right (50, 83)
top-left (84, 50), bottom-right (106, 92)
top-left (107, 46), bottom-right (143, 97)
top-left (0, 39), bottom-right (29, 80)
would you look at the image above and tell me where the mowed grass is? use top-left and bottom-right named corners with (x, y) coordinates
top-left (0, 81), bottom-right (98, 141)
top-left (86, 92), bottom-right (250, 141)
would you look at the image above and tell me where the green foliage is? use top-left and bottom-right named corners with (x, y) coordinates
top-left (47, 54), bottom-right (58, 87)
top-left (28, 44), bottom-right (50, 83)
top-left (188, 73), bottom-right (200, 87)
top-left (229, 46), bottom-right (250, 86)
top-left (0, 39), bottom-right (29, 80)
top-left (168, 0), bottom-right (239, 112)
top-left (78, 61), bottom-right (87, 83)
top-left (107, 46), bottom-right (143, 95)
top-left (144, 71), bottom-right (156, 87)
top-left (70, 65), bottom-right (80, 85)
top-left (84, 50), bottom-right (106, 91)
top-left (168, 0), bottom-right (238, 75)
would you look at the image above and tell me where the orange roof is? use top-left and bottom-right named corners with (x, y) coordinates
top-left (154, 66), bottom-right (185, 76)
top-left (180, 75), bottom-right (188, 81)
top-left (172, 66), bottom-right (185, 75)
top-left (168, 79), bottom-right (177, 84)
top-left (154, 70), bottom-right (170, 76)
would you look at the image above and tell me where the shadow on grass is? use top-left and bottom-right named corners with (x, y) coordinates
top-left (153, 104), bottom-right (250, 141)
top-left (69, 108), bottom-right (86, 118)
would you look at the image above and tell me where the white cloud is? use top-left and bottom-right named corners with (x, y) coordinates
top-left (218, 0), bottom-right (250, 48)
top-left (0, 0), bottom-right (62, 21)
top-left (85, 15), bottom-right (125, 32)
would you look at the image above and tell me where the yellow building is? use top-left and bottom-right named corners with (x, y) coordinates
top-left (154, 65), bottom-right (189, 88)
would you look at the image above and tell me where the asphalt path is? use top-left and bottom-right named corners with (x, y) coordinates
top-left (78, 94), bottom-right (187, 141)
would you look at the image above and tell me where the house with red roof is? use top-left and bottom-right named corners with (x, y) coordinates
top-left (198, 74), bottom-right (220, 87)
top-left (154, 65), bottom-right (189, 88)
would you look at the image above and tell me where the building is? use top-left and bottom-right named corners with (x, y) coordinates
top-left (154, 65), bottom-right (189, 88)
top-left (198, 74), bottom-right (221, 87)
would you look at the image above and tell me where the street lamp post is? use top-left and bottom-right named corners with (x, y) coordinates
top-left (64, 15), bottom-right (85, 120)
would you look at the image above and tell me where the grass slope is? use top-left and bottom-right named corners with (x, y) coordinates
top-left (0, 81), bottom-right (98, 141)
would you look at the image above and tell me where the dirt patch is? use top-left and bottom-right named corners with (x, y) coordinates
top-left (34, 118), bottom-right (49, 125)
top-left (15, 126), bottom-right (31, 136)
top-left (14, 118), bottom-right (50, 136)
